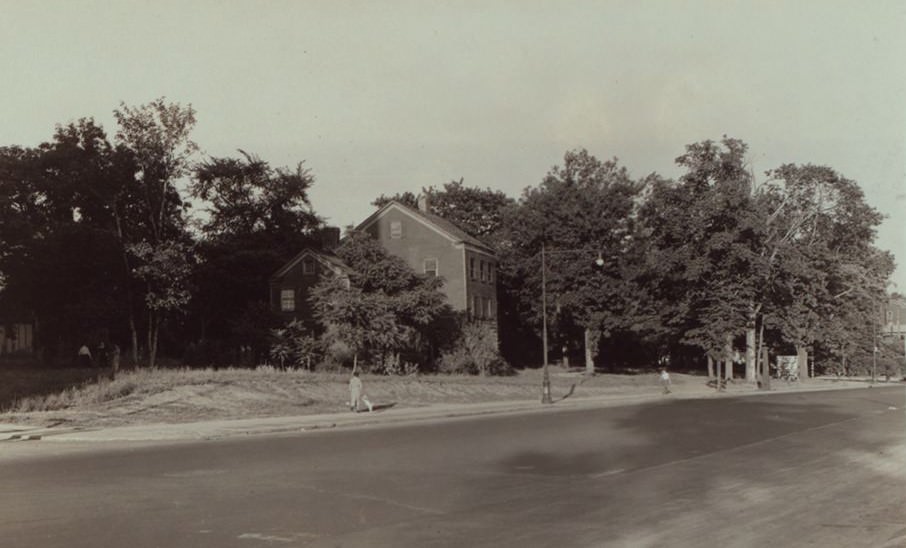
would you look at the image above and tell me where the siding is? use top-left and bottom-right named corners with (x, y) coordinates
top-left (364, 208), bottom-right (469, 311)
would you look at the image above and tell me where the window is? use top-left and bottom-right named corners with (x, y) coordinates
top-left (488, 263), bottom-right (494, 283)
top-left (480, 260), bottom-right (486, 282)
top-left (486, 298), bottom-right (494, 319)
top-left (390, 221), bottom-right (402, 239)
top-left (280, 289), bottom-right (295, 312)
top-left (302, 257), bottom-right (315, 275)
top-left (424, 258), bottom-right (438, 277)
top-left (470, 258), bottom-right (476, 280)
top-left (474, 295), bottom-right (482, 318)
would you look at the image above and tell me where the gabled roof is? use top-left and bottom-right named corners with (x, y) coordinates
top-left (356, 200), bottom-right (496, 255)
top-left (271, 247), bottom-right (352, 280)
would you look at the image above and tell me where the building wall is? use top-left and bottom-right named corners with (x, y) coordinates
top-left (464, 248), bottom-right (498, 321)
top-left (364, 208), bottom-right (469, 311)
top-left (0, 322), bottom-right (34, 355)
top-left (270, 255), bottom-right (331, 325)
top-left (882, 297), bottom-right (906, 335)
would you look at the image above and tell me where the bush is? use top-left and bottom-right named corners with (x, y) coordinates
top-left (269, 320), bottom-right (324, 370)
top-left (438, 321), bottom-right (511, 376)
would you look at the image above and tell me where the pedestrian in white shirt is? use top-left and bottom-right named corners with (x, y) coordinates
top-left (660, 367), bottom-right (671, 395)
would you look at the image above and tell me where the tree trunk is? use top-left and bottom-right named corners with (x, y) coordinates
top-left (112, 206), bottom-right (141, 365)
top-left (584, 328), bottom-right (594, 375)
top-left (147, 309), bottom-right (159, 368)
top-left (796, 344), bottom-right (806, 380)
top-left (724, 334), bottom-right (733, 381)
top-left (745, 324), bottom-right (757, 382)
top-left (716, 359), bottom-right (723, 391)
top-left (761, 346), bottom-right (771, 390)
top-left (707, 354), bottom-right (714, 380)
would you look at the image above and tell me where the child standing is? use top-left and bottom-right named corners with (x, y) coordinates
top-left (348, 371), bottom-right (373, 412)
top-left (660, 367), bottom-right (672, 394)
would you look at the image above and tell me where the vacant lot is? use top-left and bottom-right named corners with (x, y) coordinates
top-left (1, 363), bottom-right (694, 429)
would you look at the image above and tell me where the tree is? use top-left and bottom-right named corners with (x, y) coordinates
top-left (0, 121), bottom-right (141, 362)
top-left (189, 151), bottom-right (322, 350)
top-left (750, 163), bottom-right (889, 380)
top-left (642, 138), bottom-right (760, 379)
top-left (498, 149), bottom-right (649, 371)
top-left (309, 230), bottom-right (450, 371)
top-left (113, 98), bottom-right (198, 367)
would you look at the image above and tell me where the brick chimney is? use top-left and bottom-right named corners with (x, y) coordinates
top-left (318, 226), bottom-right (341, 250)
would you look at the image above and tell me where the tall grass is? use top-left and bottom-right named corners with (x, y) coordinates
top-left (6, 365), bottom-right (320, 413)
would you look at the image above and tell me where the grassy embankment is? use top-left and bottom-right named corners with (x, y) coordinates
top-left (0, 363), bottom-right (683, 429)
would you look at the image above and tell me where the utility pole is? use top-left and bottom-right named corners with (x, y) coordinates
top-left (541, 243), bottom-right (552, 404)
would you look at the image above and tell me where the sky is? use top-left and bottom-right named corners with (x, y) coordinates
top-left (2, 0), bottom-right (904, 289)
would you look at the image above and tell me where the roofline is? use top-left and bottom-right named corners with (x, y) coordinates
top-left (271, 248), bottom-right (352, 280)
top-left (356, 200), bottom-right (496, 255)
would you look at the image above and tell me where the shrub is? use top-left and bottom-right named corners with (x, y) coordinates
top-left (438, 321), bottom-right (511, 376)
top-left (269, 320), bottom-right (324, 370)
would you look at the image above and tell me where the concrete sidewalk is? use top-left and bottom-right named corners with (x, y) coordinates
top-left (2, 377), bottom-right (889, 444)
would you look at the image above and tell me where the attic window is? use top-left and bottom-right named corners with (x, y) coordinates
top-left (424, 258), bottom-right (438, 277)
top-left (302, 257), bottom-right (316, 275)
top-left (390, 221), bottom-right (402, 239)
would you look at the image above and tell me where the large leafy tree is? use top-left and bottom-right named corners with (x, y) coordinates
top-left (756, 164), bottom-right (892, 375)
top-left (113, 98), bottom-right (197, 366)
top-left (498, 149), bottom-right (649, 371)
top-left (0, 120), bottom-right (142, 362)
top-left (189, 151), bottom-right (322, 352)
top-left (641, 138), bottom-right (761, 378)
top-left (310, 230), bottom-right (450, 371)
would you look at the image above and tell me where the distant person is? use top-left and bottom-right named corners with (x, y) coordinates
top-left (78, 344), bottom-right (93, 368)
top-left (348, 371), bottom-right (373, 413)
top-left (660, 367), bottom-right (672, 394)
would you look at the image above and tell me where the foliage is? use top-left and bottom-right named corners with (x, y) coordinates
top-left (497, 149), bottom-right (649, 367)
top-left (269, 319), bottom-right (323, 370)
top-left (642, 137), bottom-right (759, 359)
top-left (0, 121), bottom-right (140, 360)
top-left (111, 98), bottom-right (198, 367)
top-left (189, 152), bottom-right (323, 349)
top-left (438, 321), bottom-right (511, 376)
top-left (310, 230), bottom-right (451, 371)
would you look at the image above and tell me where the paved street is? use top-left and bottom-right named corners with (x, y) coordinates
top-left (1, 386), bottom-right (904, 547)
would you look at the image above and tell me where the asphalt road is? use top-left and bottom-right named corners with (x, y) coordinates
top-left (2, 386), bottom-right (904, 548)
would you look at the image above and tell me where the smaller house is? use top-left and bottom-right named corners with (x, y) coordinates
top-left (269, 248), bottom-right (351, 327)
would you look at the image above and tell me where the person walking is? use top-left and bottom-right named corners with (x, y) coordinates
top-left (348, 370), bottom-right (373, 413)
top-left (660, 367), bottom-right (672, 394)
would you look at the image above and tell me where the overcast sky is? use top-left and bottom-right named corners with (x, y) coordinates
top-left (2, 1), bottom-right (904, 289)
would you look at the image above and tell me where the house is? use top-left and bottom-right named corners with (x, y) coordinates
top-left (270, 196), bottom-right (499, 326)
top-left (881, 295), bottom-right (906, 337)
top-left (269, 228), bottom-right (351, 326)
top-left (0, 316), bottom-right (35, 356)
top-left (355, 196), bottom-right (498, 321)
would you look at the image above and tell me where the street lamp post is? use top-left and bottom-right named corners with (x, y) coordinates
top-left (541, 243), bottom-right (552, 403)
top-left (539, 244), bottom-right (606, 404)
